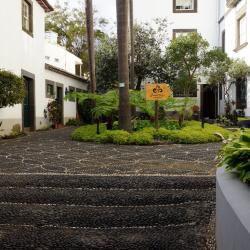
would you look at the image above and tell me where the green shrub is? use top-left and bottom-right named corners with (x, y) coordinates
top-left (0, 70), bottom-right (25, 108)
top-left (71, 124), bottom-right (106, 142)
top-left (133, 120), bottom-right (152, 131)
top-left (129, 131), bottom-right (154, 145)
top-left (96, 130), bottom-right (130, 144)
top-left (71, 121), bottom-right (232, 145)
top-left (2, 124), bottom-right (24, 139)
top-left (217, 133), bottom-right (250, 183)
top-left (159, 120), bottom-right (181, 130)
top-left (66, 119), bottom-right (81, 126)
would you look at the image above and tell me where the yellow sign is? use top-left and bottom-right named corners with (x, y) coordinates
top-left (145, 83), bottom-right (172, 101)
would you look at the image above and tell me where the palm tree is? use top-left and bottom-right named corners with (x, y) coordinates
top-left (129, 0), bottom-right (135, 89)
top-left (116, 0), bottom-right (131, 131)
top-left (85, 0), bottom-right (96, 93)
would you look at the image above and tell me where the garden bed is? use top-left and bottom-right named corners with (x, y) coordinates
top-left (71, 121), bottom-right (231, 145)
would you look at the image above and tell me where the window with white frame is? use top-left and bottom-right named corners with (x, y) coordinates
top-left (174, 0), bottom-right (197, 12)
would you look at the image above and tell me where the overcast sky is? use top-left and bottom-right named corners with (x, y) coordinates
top-left (49, 0), bottom-right (168, 25)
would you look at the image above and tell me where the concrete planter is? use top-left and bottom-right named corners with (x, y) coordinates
top-left (216, 167), bottom-right (250, 250)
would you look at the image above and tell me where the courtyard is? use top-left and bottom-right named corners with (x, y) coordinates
top-left (0, 128), bottom-right (218, 249)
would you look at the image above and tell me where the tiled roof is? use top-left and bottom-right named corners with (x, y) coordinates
top-left (36, 0), bottom-right (54, 12)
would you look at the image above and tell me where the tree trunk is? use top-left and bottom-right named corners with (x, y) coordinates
top-left (136, 76), bottom-right (143, 90)
top-left (129, 0), bottom-right (135, 90)
top-left (129, 0), bottom-right (136, 117)
top-left (85, 0), bottom-right (96, 93)
top-left (116, 0), bottom-right (131, 132)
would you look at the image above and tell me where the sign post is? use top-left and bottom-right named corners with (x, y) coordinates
top-left (145, 83), bottom-right (172, 130)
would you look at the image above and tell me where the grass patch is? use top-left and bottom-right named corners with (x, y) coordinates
top-left (71, 121), bottom-right (232, 145)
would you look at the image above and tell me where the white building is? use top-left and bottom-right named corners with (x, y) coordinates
top-left (0, 1), bottom-right (88, 135)
top-left (218, 0), bottom-right (250, 117)
top-left (168, 0), bottom-right (250, 118)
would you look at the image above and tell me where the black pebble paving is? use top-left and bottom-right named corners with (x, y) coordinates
top-left (0, 128), bottom-right (219, 249)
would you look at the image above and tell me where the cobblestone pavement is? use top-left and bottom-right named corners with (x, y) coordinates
top-left (0, 127), bottom-right (220, 249)
top-left (0, 127), bottom-right (221, 175)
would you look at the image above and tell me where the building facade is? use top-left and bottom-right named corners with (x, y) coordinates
top-left (218, 0), bottom-right (250, 117)
top-left (0, 1), bottom-right (87, 135)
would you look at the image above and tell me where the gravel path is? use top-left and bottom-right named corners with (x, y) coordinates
top-left (0, 127), bottom-right (219, 249)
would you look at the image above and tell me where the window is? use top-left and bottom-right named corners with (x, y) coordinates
top-left (45, 56), bottom-right (50, 60)
top-left (22, 0), bottom-right (33, 34)
top-left (237, 14), bottom-right (247, 47)
top-left (173, 0), bottom-right (197, 13)
top-left (236, 78), bottom-right (247, 109)
top-left (222, 30), bottom-right (226, 52)
top-left (173, 29), bottom-right (197, 39)
top-left (54, 58), bottom-right (60, 63)
top-left (46, 80), bottom-right (55, 98)
top-left (75, 64), bottom-right (82, 76)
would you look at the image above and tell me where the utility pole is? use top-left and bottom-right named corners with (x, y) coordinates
top-left (116, 0), bottom-right (132, 131)
top-left (85, 0), bottom-right (96, 93)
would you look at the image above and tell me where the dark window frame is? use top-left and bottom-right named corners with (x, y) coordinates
top-left (173, 0), bottom-right (198, 13)
top-left (45, 80), bottom-right (55, 99)
top-left (75, 64), bottom-right (82, 76)
top-left (235, 13), bottom-right (248, 51)
top-left (22, 0), bottom-right (33, 36)
top-left (222, 30), bottom-right (226, 52)
top-left (236, 78), bottom-right (247, 110)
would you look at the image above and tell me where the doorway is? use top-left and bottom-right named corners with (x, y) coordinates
top-left (56, 86), bottom-right (63, 125)
top-left (201, 84), bottom-right (218, 119)
top-left (23, 76), bottom-right (35, 131)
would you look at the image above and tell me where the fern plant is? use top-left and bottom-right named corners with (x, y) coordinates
top-left (217, 133), bottom-right (250, 183)
top-left (65, 90), bottom-right (118, 133)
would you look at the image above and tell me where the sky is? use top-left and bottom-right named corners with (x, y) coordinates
top-left (49, 0), bottom-right (168, 26)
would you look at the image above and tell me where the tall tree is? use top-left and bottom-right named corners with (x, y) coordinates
top-left (167, 32), bottom-right (210, 97)
top-left (116, 0), bottom-right (131, 131)
top-left (129, 0), bottom-right (135, 89)
top-left (85, 0), bottom-right (96, 93)
top-left (46, 1), bottom-right (106, 75)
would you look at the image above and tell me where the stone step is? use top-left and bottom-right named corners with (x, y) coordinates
top-left (0, 223), bottom-right (208, 250)
top-left (0, 174), bottom-right (215, 189)
top-left (0, 186), bottom-right (215, 206)
top-left (0, 201), bottom-right (214, 228)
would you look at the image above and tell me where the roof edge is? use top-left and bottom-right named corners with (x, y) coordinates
top-left (36, 0), bottom-right (54, 12)
top-left (45, 63), bottom-right (88, 83)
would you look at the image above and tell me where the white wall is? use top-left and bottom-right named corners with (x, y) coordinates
top-left (0, 1), bottom-right (46, 134)
top-left (44, 69), bottom-right (88, 125)
top-left (221, 0), bottom-right (250, 116)
top-left (45, 42), bottom-right (82, 75)
top-left (166, 0), bottom-right (218, 47)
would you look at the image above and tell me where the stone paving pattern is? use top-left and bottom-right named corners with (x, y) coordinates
top-left (0, 127), bottom-right (220, 175)
top-left (0, 127), bottom-right (220, 249)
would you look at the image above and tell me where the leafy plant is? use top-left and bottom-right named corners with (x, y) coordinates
top-left (66, 90), bottom-right (118, 133)
top-left (0, 70), bottom-right (25, 108)
top-left (217, 133), bottom-right (250, 183)
top-left (65, 119), bottom-right (81, 126)
top-left (96, 130), bottom-right (130, 144)
top-left (2, 124), bottom-right (24, 139)
top-left (167, 32), bottom-right (210, 97)
top-left (47, 100), bottom-right (62, 127)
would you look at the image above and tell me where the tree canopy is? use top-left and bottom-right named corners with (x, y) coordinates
top-left (0, 70), bottom-right (25, 108)
top-left (45, 2), bottom-right (107, 74)
top-left (167, 32), bottom-right (210, 97)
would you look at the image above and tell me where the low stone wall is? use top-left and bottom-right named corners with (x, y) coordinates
top-left (216, 167), bottom-right (250, 250)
